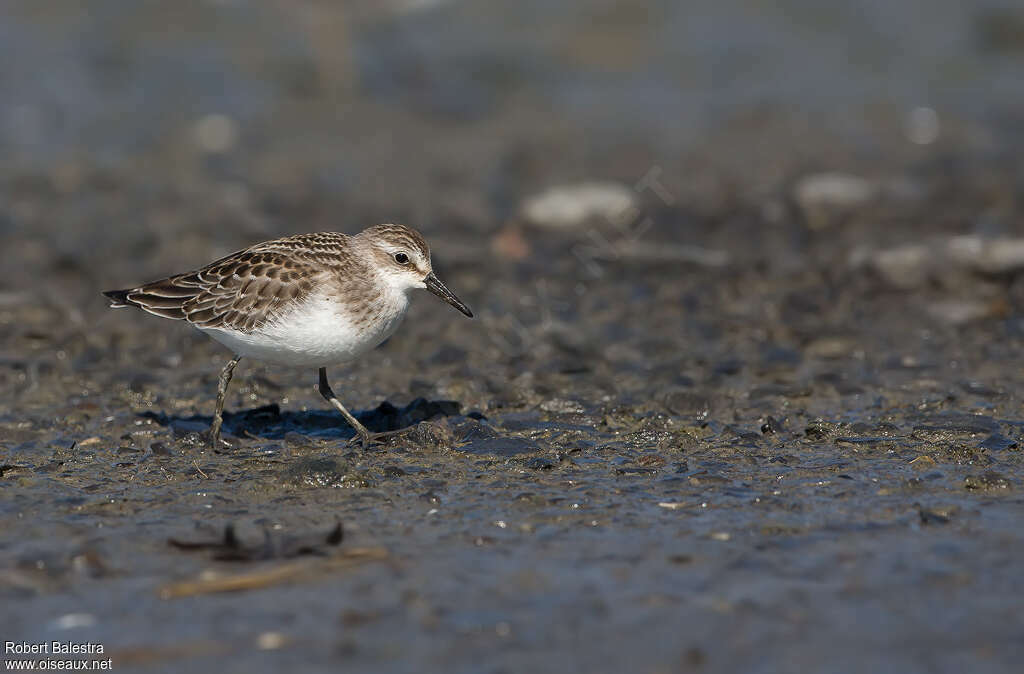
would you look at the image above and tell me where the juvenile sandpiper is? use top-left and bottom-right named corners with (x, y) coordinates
top-left (103, 224), bottom-right (473, 448)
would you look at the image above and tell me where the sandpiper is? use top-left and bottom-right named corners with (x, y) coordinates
top-left (103, 224), bottom-right (473, 448)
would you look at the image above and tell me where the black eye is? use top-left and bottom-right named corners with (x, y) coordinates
top-left (394, 252), bottom-right (410, 265)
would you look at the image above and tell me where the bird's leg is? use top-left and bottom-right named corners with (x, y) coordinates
top-left (318, 367), bottom-right (374, 449)
top-left (209, 355), bottom-right (242, 448)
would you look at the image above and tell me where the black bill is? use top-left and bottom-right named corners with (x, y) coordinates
top-left (425, 272), bottom-right (473, 318)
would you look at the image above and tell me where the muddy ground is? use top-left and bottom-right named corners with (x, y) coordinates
top-left (2, 2), bottom-right (1024, 673)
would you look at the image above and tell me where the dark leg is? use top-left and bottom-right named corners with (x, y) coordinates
top-left (318, 367), bottom-right (373, 448)
top-left (209, 355), bottom-right (242, 447)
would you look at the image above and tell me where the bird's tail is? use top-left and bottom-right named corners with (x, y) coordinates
top-left (101, 279), bottom-right (195, 320)
top-left (103, 289), bottom-right (132, 308)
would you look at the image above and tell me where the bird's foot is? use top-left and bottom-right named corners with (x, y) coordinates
top-left (347, 428), bottom-right (409, 450)
top-left (207, 427), bottom-right (234, 451)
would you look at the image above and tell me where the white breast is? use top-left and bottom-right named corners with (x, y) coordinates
top-left (200, 290), bottom-right (410, 367)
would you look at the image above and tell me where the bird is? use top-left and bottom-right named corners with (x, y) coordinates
top-left (103, 224), bottom-right (473, 448)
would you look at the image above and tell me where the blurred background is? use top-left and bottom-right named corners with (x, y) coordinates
top-left (3, 1), bottom-right (1024, 672)
top-left (2, 0), bottom-right (1022, 376)
top-left (2, 0), bottom-right (1024, 362)
top-left (2, 0), bottom-right (1022, 276)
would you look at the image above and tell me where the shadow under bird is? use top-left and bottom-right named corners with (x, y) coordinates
top-left (103, 224), bottom-right (473, 448)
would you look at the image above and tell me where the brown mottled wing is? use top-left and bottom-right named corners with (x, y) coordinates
top-left (185, 250), bottom-right (319, 331)
top-left (113, 249), bottom-right (318, 333)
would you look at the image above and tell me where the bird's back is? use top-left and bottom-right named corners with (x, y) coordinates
top-left (103, 232), bottom-right (356, 333)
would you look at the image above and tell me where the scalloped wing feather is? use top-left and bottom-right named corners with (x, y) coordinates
top-left (112, 241), bottom-right (333, 332)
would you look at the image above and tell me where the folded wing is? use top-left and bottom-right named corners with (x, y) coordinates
top-left (103, 249), bottom-right (318, 333)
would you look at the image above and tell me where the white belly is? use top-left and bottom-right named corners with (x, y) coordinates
top-left (199, 292), bottom-right (409, 367)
